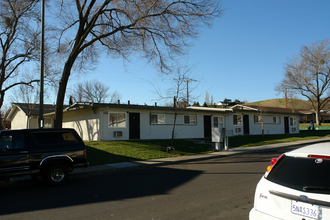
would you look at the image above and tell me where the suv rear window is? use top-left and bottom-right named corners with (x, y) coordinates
top-left (33, 131), bottom-right (78, 145)
top-left (266, 155), bottom-right (330, 193)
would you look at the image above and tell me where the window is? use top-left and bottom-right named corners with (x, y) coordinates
top-left (109, 113), bottom-right (126, 127)
top-left (33, 131), bottom-right (77, 145)
top-left (267, 155), bottom-right (330, 193)
top-left (254, 115), bottom-right (262, 123)
top-left (290, 117), bottom-right (296, 126)
top-left (233, 115), bottom-right (242, 125)
top-left (151, 114), bottom-right (165, 124)
top-left (254, 115), bottom-right (280, 124)
top-left (0, 134), bottom-right (25, 150)
top-left (273, 117), bottom-right (277, 124)
top-left (213, 117), bottom-right (218, 127)
top-left (184, 115), bottom-right (196, 125)
top-left (213, 116), bottom-right (223, 128)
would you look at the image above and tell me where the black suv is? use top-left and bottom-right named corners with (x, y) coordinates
top-left (0, 128), bottom-right (88, 186)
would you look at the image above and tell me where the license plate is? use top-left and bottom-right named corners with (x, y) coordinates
top-left (291, 200), bottom-right (319, 219)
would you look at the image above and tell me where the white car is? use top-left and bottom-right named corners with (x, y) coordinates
top-left (249, 143), bottom-right (330, 220)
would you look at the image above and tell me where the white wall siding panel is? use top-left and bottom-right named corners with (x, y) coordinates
top-left (63, 108), bottom-right (100, 141)
top-left (11, 110), bottom-right (28, 129)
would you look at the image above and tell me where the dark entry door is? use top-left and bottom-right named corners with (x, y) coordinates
top-left (129, 113), bottom-right (140, 139)
top-left (243, 115), bottom-right (250, 135)
top-left (284, 117), bottom-right (289, 134)
top-left (204, 115), bottom-right (212, 138)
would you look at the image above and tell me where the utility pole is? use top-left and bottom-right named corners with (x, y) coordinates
top-left (184, 78), bottom-right (197, 107)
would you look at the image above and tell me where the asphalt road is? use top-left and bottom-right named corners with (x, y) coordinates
top-left (0, 146), bottom-right (300, 220)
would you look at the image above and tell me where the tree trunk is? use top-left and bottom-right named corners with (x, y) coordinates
top-left (0, 91), bottom-right (4, 111)
top-left (315, 110), bottom-right (321, 125)
top-left (171, 97), bottom-right (177, 146)
top-left (54, 61), bottom-right (73, 128)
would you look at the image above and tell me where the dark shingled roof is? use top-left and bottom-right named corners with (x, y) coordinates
top-left (12, 103), bottom-right (69, 115)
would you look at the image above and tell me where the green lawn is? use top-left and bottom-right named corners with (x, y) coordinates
top-left (85, 139), bottom-right (215, 166)
top-left (85, 130), bottom-right (330, 166)
top-left (300, 123), bottom-right (330, 130)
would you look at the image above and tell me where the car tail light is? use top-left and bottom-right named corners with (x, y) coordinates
top-left (266, 154), bottom-right (283, 173)
top-left (308, 154), bottom-right (330, 160)
top-left (84, 149), bottom-right (87, 159)
top-left (271, 158), bottom-right (278, 165)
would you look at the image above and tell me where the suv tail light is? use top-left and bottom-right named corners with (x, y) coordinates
top-left (84, 149), bottom-right (87, 159)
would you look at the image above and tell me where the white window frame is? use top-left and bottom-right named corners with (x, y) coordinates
top-left (150, 114), bottom-right (165, 124)
top-left (290, 117), bottom-right (297, 126)
top-left (233, 114), bottom-right (242, 126)
top-left (273, 116), bottom-right (277, 124)
top-left (213, 116), bottom-right (224, 128)
top-left (254, 115), bottom-right (280, 124)
top-left (254, 115), bottom-right (262, 123)
top-left (184, 115), bottom-right (196, 125)
top-left (109, 112), bottom-right (127, 128)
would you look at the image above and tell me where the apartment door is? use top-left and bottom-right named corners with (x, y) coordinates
top-left (129, 113), bottom-right (140, 139)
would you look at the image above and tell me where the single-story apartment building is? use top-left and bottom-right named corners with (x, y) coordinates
top-left (7, 102), bottom-right (302, 141)
top-left (230, 105), bottom-right (302, 135)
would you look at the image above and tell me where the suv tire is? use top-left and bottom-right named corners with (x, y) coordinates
top-left (45, 164), bottom-right (68, 186)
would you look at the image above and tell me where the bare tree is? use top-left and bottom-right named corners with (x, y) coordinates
top-left (109, 90), bottom-right (122, 103)
top-left (84, 80), bottom-right (109, 103)
top-left (0, 105), bottom-right (10, 130)
top-left (51, 0), bottom-right (223, 128)
top-left (10, 83), bottom-right (39, 104)
top-left (69, 83), bottom-right (84, 103)
top-left (69, 79), bottom-right (121, 103)
top-left (154, 65), bottom-right (197, 145)
top-left (0, 0), bottom-right (40, 109)
top-left (276, 39), bottom-right (330, 125)
top-left (257, 105), bottom-right (265, 139)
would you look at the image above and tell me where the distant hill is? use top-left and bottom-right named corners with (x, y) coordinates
top-left (246, 98), bottom-right (313, 110)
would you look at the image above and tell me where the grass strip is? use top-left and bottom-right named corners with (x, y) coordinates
top-left (85, 139), bottom-right (215, 166)
top-left (85, 130), bottom-right (330, 166)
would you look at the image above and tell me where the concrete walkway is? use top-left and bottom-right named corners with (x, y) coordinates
top-left (2, 137), bottom-right (330, 186)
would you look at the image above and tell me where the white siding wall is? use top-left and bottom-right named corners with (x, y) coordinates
top-left (227, 113), bottom-right (300, 135)
top-left (100, 109), bottom-right (128, 140)
top-left (98, 108), bottom-right (206, 141)
top-left (62, 108), bottom-right (100, 141)
top-left (11, 110), bottom-right (28, 129)
top-left (140, 112), bottom-right (204, 140)
top-left (248, 114), bottom-right (284, 135)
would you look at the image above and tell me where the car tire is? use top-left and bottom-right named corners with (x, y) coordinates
top-left (45, 164), bottom-right (69, 186)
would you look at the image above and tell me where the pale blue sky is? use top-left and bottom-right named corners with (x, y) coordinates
top-left (61, 1), bottom-right (330, 106)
